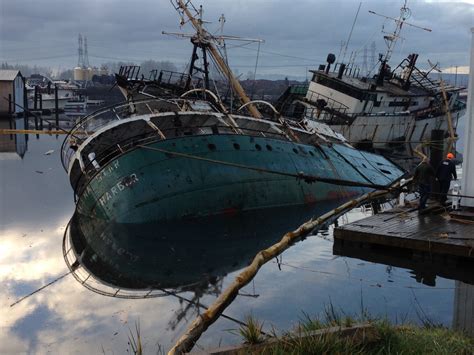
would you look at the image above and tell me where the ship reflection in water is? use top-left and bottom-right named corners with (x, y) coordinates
top-left (2, 134), bottom-right (474, 353)
top-left (64, 202), bottom-right (344, 299)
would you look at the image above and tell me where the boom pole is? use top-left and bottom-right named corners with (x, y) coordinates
top-left (175, 0), bottom-right (263, 119)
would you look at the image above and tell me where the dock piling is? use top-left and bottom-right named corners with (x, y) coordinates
top-left (430, 129), bottom-right (445, 198)
top-left (55, 85), bottom-right (59, 128)
top-left (34, 86), bottom-right (38, 110)
top-left (23, 80), bottom-right (28, 129)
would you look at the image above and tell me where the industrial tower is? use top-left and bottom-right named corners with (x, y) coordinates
top-left (77, 33), bottom-right (90, 69)
top-left (77, 34), bottom-right (84, 68)
top-left (75, 33), bottom-right (92, 81)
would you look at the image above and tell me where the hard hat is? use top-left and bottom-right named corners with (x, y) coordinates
top-left (447, 153), bottom-right (454, 159)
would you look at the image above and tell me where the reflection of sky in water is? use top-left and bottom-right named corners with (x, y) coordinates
top-left (0, 133), bottom-right (470, 354)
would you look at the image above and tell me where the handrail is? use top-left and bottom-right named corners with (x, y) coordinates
top-left (61, 98), bottom-right (189, 171)
top-left (238, 100), bottom-right (280, 116)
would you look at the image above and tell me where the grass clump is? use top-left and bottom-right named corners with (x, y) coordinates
top-left (372, 321), bottom-right (474, 354)
top-left (234, 309), bottom-right (474, 355)
top-left (265, 322), bottom-right (474, 355)
top-left (127, 321), bottom-right (143, 355)
top-left (238, 314), bottom-right (266, 344)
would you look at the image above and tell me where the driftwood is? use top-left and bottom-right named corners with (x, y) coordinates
top-left (168, 182), bottom-right (404, 354)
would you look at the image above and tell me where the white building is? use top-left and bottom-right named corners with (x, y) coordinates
top-left (0, 70), bottom-right (25, 117)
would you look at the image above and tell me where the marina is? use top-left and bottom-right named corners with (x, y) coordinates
top-left (1, 0), bottom-right (473, 353)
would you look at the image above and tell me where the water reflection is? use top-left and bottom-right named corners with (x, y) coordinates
top-left (0, 118), bottom-right (28, 159)
top-left (453, 281), bottom-right (474, 336)
top-left (333, 239), bottom-right (474, 286)
top-left (1, 132), bottom-right (472, 353)
top-left (334, 235), bottom-right (474, 336)
top-left (65, 202), bottom-right (345, 297)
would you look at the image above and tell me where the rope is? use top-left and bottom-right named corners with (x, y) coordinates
top-left (428, 190), bottom-right (474, 200)
top-left (136, 144), bottom-right (396, 190)
top-left (10, 267), bottom-right (77, 307)
top-left (274, 261), bottom-right (456, 290)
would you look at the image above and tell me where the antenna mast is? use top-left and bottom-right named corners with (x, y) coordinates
top-left (369, 0), bottom-right (431, 63)
top-left (169, 0), bottom-right (263, 119)
top-left (341, 2), bottom-right (362, 64)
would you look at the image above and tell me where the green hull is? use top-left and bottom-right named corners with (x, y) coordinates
top-left (68, 203), bottom-right (347, 291)
top-left (75, 134), bottom-right (403, 224)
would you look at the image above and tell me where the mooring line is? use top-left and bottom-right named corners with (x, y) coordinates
top-left (10, 268), bottom-right (76, 308)
top-left (273, 261), bottom-right (456, 291)
top-left (137, 144), bottom-right (396, 190)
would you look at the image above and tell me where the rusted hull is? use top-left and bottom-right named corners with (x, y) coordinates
top-left (75, 134), bottom-right (404, 224)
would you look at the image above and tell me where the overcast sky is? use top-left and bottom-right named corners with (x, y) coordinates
top-left (0, 0), bottom-right (473, 78)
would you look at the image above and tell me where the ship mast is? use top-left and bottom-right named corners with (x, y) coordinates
top-left (171, 0), bottom-right (263, 119)
top-left (369, 0), bottom-right (431, 64)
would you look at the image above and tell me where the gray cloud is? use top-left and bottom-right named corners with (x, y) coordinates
top-left (0, 0), bottom-right (472, 78)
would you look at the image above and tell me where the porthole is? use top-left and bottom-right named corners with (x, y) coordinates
top-left (208, 143), bottom-right (217, 151)
top-left (293, 148), bottom-right (298, 154)
top-left (309, 151), bottom-right (314, 156)
top-left (233, 143), bottom-right (240, 150)
top-left (255, 144), bottom-right (262, 151)
top-left (266, 145), bottom-right (273, 151)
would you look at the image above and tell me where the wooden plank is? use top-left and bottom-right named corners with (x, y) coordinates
top-left (334, 207), bottom-right (474, 259)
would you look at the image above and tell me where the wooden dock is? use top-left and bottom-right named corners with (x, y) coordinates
top-left (334, 205), bottom-right (474, 260)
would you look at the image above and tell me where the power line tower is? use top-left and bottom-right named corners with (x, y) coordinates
top-left (83, 36), bottom-right (90, 68)
top-left (362, 45), bottom-right (368, 76)
top-left (77, 34), bottom-right (84, 68)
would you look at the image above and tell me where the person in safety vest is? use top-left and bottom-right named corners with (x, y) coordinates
top-left (436, 152), bottom-right (457, 204)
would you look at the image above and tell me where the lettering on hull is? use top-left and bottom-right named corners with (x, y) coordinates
top-left (95, 160), bottom-right (120, 183)
top-left (99, 173), bottom-right (139, 207)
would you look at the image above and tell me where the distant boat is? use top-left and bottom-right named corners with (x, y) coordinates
top-left (26, 77), bottom-right (86, 112)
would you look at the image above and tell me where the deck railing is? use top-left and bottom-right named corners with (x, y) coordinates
top-left (70, 123), bottom-right (287, 200)
top-left (61, 98), bottom-right (185, 172)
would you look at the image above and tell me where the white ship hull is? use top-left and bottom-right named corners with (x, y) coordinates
top-left (332, 109), bottom-right (465, 150)
top-left (28, 97), bottom-right (70, 111)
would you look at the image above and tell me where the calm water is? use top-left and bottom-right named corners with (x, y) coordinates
top-left (1, 125), bottom-right (472, 354)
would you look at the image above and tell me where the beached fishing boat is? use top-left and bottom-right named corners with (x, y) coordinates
top-left (276, 1), bottom-right (466, 154)
top-left (61, 95), bottom-right (405, 224)
top-left (60, 0), bottom-right (405, 226)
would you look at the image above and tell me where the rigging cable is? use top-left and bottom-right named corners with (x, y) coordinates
top-left (136, 144), bottom-right (401, 190)
top-left (250, 41), bottom-right (261, 98)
